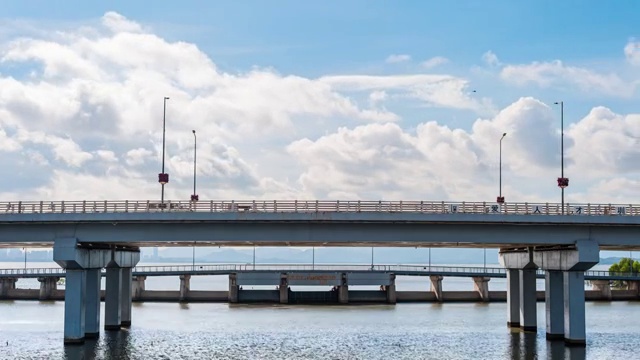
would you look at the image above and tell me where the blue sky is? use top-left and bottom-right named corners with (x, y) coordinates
top-left (3, 0), bottom-right (638, 125)
top-left (0, 2), bottom-right (639, 258)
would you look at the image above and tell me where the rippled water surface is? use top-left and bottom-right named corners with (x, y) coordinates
top-left (1, 301), bottom-right (640, 359)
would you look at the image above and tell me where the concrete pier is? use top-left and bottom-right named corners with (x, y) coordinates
top-left (0, 278), bottom-right (17, 297)
top-left (63, 270), bottom-right (86, 344)
top-left (228, 274), bottom-right (238, 303)
top-left (545, 270), bottom-right (564, 340)
top-left (505, 269), bottom-right (519, 327)
top-left (500, 247), bottom-right (537, 331)
top-left (120, 268), bottom-right (133, 327)
top-left (519, 268), bottom-right (537, 331)
top-left (472, 277), bottom-right (490, 302)
top-left (533, 240), bottom-right (599, 346)
top-left (84, 269), bottom-right (102, 339)
top-left (430, 275), bottom-right (443, 302)
top-left (338, 285), bottom-right (349, 304)
top-left (104, 267), bottom-right (122, 331)
top-left (179, 275), bottom-right (191, 302)
top-left (279, 274), bottom-right (288, 304)
top-left (591, 280), bottom-right (611, 300)
top-left (387, 274), bottom-right (397, 304)
top-left (37, 277), bottom-right (59, 300)
top-left (132, 276), bottom-right (146, 300)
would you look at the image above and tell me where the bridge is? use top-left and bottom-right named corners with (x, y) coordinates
top-left (1, 264), bottom-right (638, 281)
top-left (2, 199), bottom-right (640, 346)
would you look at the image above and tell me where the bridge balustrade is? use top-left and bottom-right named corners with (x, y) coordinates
top-left (2, 200), bottom-right (640, 216)
top-left (1, 264), bottom-right (639, 281)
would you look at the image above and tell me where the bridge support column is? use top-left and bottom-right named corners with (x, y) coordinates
top-left (591, 280), bottom-right (611, 300)
top-left (38, 277), bottom-right (59, 300)
top-left (500, 247), bottom-right (537, 331)
top-left (84, 269), bottom-right (102, 339)
top-left (533, 240), bottom-right (599, 346)
top-left (104, 267), bottom-right (122, 331)
top-left (564, 271), bottom-right (587, 346)
top-left (472, 277), bottom-right (490, 302)
top-left (120, 268), bottom-right (133, 327)
top-left (279, 274), bottom-right (288, 304)
top-left (338, 273), bottom-right (348, 304)
top-left (228, 274), bottom-right (239, 303)
top-left (545, 270), bottom-right (564, 340)
top-left (180, 275), bottom-right (191, 302)
top-left (132, 276), bottom-right (146, 301)
top-left (430, 275), bottom-right (443, 302)
top-left (0, 278), bottom-right (17, 297)
top-left (519, 268), bottom-right (537, 331)
top-left (54, 238), bottom-right (113, 344)
top-left (63, 269), bottom-right (87, 344)
top-left (387, 274), bottom-right (397, 304)
top-left (506, 270), bottom-right (519, 327)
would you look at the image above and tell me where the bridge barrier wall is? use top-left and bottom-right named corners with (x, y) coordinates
top-left (1, 289), bottom-right (636, 303)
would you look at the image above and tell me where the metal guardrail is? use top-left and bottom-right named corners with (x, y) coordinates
top-left (1, 200), bottom-right (639, 216)
top-left (1, 264), bottom-right (639, 281)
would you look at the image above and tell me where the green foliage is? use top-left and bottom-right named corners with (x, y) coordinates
top-left (608, 257), bottom-right (640, 288)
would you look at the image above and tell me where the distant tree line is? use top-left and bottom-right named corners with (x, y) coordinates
top-left (609, 258), bottom-right (640, 289)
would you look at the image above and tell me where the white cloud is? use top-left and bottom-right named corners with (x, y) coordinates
top-left (0, 11), bottom-right (639, 208)
top-left (482, 51), bottom-right (500, 67)
top-left (624, 39), bottom-right (640, 66)
top-left (500, 60), bottom-right (636, 97)
top-left (421, 56), bottom-right (449, 69)
top-left (385, 54), bottom-right (411, 63)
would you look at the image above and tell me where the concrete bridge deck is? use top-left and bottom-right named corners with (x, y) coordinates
top-left (1, 199), bottom-right (640, 250)
top-left (1, 264), bottom-right (637, 281)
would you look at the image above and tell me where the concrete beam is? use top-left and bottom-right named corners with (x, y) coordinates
top-left (53, 238), bottom-right (111, 269)
top-left (564, 271), bottom-right (587, 346)
top-left (519, 269), bottom-right (537, 331)
top-left (533, 240), bottom-right (599, 271)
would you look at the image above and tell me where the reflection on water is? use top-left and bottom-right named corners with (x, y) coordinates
top-left (1, 301), bottom-right (638, 359)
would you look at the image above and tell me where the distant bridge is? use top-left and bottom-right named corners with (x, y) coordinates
top-left (0, 264), bottom-right (635, 281)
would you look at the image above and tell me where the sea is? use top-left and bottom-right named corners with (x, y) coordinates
top-left (0, 262), bottom-right (637, 360)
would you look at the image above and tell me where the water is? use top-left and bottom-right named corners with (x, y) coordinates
top-left (0, 262), bottom-right (635, 359)
top-left (1, 301), bottom-right (639, 359)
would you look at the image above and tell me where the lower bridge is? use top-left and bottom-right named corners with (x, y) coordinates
top-left (0, 264), bottom-right (636, 305)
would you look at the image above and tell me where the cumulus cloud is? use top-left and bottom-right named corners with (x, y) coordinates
top-left (0, 11), bottom-right (638, 207)
top-left (385, 54), bottom-right (411, 63)
top-left (482, 51), bottom-right (501, 67)
top-left (421, 56), bottom-right (449, 69)
top-left (500, 60), bottom-right (636, 97)
top-left (625, 39), bottom-right (640, 66)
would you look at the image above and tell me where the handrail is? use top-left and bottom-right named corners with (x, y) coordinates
top-left (1, 264), bottom-right (639, 280)
top-left (0, 200), bottom-right (638, 216)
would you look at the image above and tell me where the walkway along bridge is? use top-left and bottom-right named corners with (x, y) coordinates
top-left (2, 199), bottom-right (640, 346)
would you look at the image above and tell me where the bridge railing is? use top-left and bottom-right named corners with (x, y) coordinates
top-left (2, 264), bottom-right (640, 280)
top-left (2, 200), bottom-right (640, 216)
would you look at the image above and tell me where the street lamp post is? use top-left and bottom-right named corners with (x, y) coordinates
top-left (554, 101), bottom-right (569, 214)
top-left (191, 130), bottom-right (198, 202)
top-left (312, 247), bottom-right (315, 270)
top-left (253, 246), bottom-right (256, 270)
top-left (371, 247), bottom-right (374, 270)
top-left (158, 97), bottom-right (170, 207)
top-left (23, 248), bottom-right (26, 269)
top-left (192, 241), bottom-right (196, 271)
top-left (497, 133), bottom-right (507, 203)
